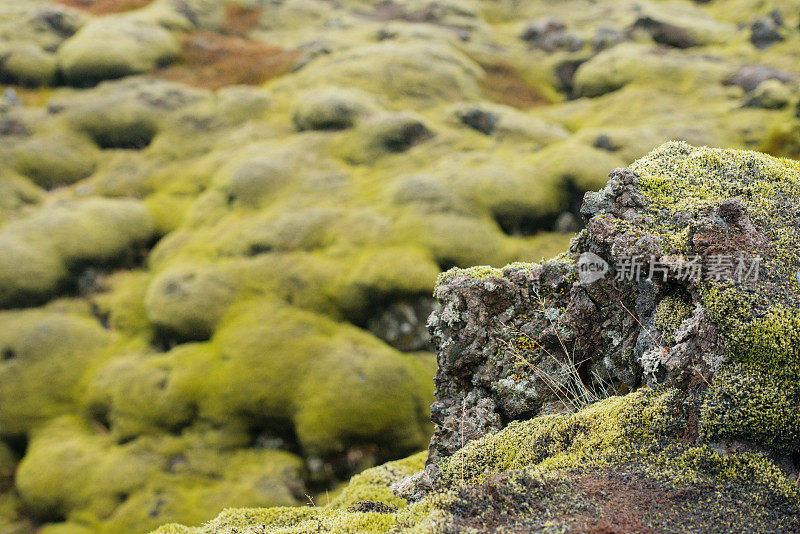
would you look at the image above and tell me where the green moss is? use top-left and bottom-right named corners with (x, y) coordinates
top-left (701, 364), bottom-right (800, 452)
top-left (0, 42), bottom-right (58, 87)
top-left (573, 43), bottom-right (733, 98)
top-left (197, 298), bottom-right (435, 457)
top-left (11, 132), bottom-right (98, 189)
top-left (702, 286), bottom-right (800, 373)
top-left (327, 452), bottom-right (427, 510)
top-left (438, 389), bottom-right (669, 485)
top-left (293, 87), bottom-right (373, 131)
top-left (57, 17), bottom-right (180, 85)
top-left (93, 270), bottom-right (153, 336)
top-left (631, 142), bottom-right (800, 217)
top-left (273, 40), bottom-right (483, 106)
top-left (15, 415), bottom-right (305, 533)
top-left (0, 234), bottom-right (66, 307)
top-left (153, 387), bottom-right (800, 533)
top-left (144, 263), bottom-right (238, 341)
top-left (0, 197), bottom-right (156, 305)
top-left (653, 295), bottom-right (693, 344)
top-left (0, 310), bottom-right (111, 434)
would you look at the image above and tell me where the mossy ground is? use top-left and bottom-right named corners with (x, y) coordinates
top-left (151, 390), bottom-right (800, 533)
top-left (1, 0), bottom-right (800, 532)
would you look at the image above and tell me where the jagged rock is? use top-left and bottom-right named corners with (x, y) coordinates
top-left (366, 297), bottom-right (438, 352)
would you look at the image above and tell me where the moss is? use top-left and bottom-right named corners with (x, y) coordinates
top-left (84, 352), bottom-right (199, 440)
top-left (630, 142), bottom-right (800, 216)
top-left (4, 198), bottom-right (155, 267)
top-left (38, 524), bottom-right (95, 534)
top-left (336, 112), bottom-right (434, 164)
top-left (144, 263), bottom-right (238, 341)
top-left (197, 298), bottom-right (435, 457)
top-left (15, 416), bottom-right (305, 533)
top-left (0, 42), bottom-right (58, 86)
top-left (653, 295), bottom-right (693, 344)
top-left (0, 198), bottom-right (155, 304)
top-left (272, 40), bottom-right (483, 106)
top-left (448, 102), bottom-right (569, 147)
top-left (0, 235), bottom-right (66, 307)
top-left (701, 364), bottom-right (800, 452)
top-left (58, 17), bottom-right (180, 85)
top-left (292, 87), bottom-right (373, 132)
top-left (438, 389), bottom-right (669, 485)
top-left (573, 43), bottom-right (733, 98)
top-left (327, 452), bottom-right (427, 510)
top-left (11, 133), bottom-right (98, 189)
top-left (211, 153), bottom-right (293, 208)
top-left (92, 270), bottom-right (153, 335)
top-left (153, 387), bottom-right (800, 533)
top-left (4, 1), bottom-right (800, 531)
top-left (0, 310), bottom-right (111, 434)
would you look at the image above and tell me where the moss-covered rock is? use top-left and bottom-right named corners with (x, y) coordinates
top-left (145, 263), bottom-right (237, 342)
top-left (10, 132), bottom-right (98, 188)
top-left (156, 143), bottom-right (800, 533)
top-left (0, 42), bottom-right (58, 87)
top-left (0, 310), bottom-right (111, 433)
top-left (274, 40), bottom-right (483, 106)
top-left (58, 17), bottom-right (180, 85)
top-left (572, 43), bottom-right (734, 97)
top-left (292, 87), bottom-right (374, 132)
top-left (0, 198), bottom-right (155, 306)
top-left (15, 415), bottom-right (306, 533)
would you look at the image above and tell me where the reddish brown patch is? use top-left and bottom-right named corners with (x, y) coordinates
top-left (222, 3), bottom-right (262, 35)
top-left (579, 472), bottom-right (664, 533)
top-left (56, 0), bottom-right (153, 15)
top-left (477, 61), bottom-right (551, 110)
top-left (156, 31), bottom-right (298, 89)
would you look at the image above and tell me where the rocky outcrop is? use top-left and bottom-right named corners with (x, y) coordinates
top-left (416, 141), bottom-right (800, 484)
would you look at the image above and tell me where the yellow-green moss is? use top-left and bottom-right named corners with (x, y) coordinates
top-left (0, 310), bottom-right (111, 433)
top-left (653, 295), bottom-right (693, 344)
top-left (15, 416), bottom-right (306, 533)
top-left (701, 364), bottom-right (800, 452)
top-left (439, 389), bottom-right (669, 485)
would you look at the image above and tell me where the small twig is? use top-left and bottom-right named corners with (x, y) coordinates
top-left (693, 367), bottom-right (714, 389)
top-left (304, 493), bottom-right (316, 507)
